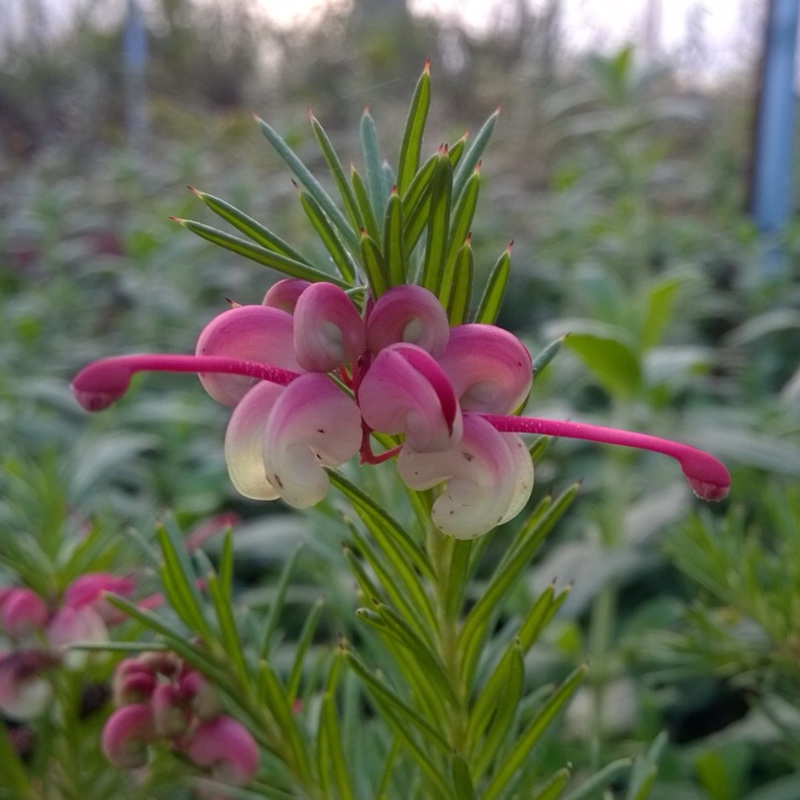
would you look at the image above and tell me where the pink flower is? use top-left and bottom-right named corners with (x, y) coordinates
top-left (0, 588), bottom-right (49, 639)
top-left (182, 715), bottom-right (259, 786)
top-left (101, 703), bottom-right (157, 768)
top-left (0, 650), bottom-right (57, 720)
top-left (72, 281), bottom-right (730, 537)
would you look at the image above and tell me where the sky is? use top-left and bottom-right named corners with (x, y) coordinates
top-left (256, 0), bottom-right (762, 80)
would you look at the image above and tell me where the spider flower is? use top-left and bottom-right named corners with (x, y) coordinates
top-left (72, 281), bottom-right (730, 538)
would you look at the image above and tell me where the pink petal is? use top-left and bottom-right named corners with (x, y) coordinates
top-left (397, 414), bottom-right (533, 538)
top-left (102, 703), bottom-right (156, 769)
top-left (0, 650), bottom-right (56, 720)
top-left (63, 573), bottom-right (136, 623)
top-left (0, 588), bottom-right (49, 638)
top-left (437, 324), bottom-right (533, 414)
top-left (367, 284), bottom-right (450, 358)
top-left (263, 278), bottom-right (311, 312)
top-left (224, 381), bottom-right (285, 500)
top-left (293, 282), bottom-right (366, 371)
top-left (184, 715), bottom-right (259, 786)
top-left (195, 305), bottom-right (300, 406)
top-left (47, 606), bottom-right (108, 668)
top-left (262, 374), bottom-right (362, 508)
top-left (151, 683), bottom-right (189, 738)
top-left (359, 344), bottom-right (463, 453)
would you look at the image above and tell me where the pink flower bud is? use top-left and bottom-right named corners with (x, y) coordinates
top-left (0, 588), bottom-right (49, 639)
top-left (180, 670), bottom-right (223, 721)
top-left (151, 683), bottom-right (189, 738)
top-left (263, 278), bottom-right (311, 312)
top-left (102, 703), bottom-right (156, 769)
top-left (63, 573), bottom-right (135, 623)
top-left (184, 716), bottom-right (259, 786)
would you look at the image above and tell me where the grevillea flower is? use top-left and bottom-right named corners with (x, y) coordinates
top-left (72, 281), bottom-right (730, 538)
top-left (182, 715), bottom-right (260, 786)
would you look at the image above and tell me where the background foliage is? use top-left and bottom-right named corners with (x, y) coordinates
top-left (1, 1), bottom-right (799, 797)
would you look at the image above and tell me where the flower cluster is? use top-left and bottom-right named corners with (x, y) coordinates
top-left (72, 280), bottom-right (730, 539)
top-left (0, 573), bottom-right (135, 719)
top-left (103, 652), bottom-right (258, 792)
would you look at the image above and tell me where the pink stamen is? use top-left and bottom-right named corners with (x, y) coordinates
top-left (72, 355), bottom-right (301, 412)
top-left (482, 414), bottom-right (730, 501)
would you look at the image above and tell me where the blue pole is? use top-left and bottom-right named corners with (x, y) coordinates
top-left (750, 0), bottom-right (799, 277)
top-left (123, 0), bottom-right (148, 149)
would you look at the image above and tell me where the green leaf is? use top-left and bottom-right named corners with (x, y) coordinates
top-left (298, 188), bottom-right (357, 283)
top-left (532, 336), bottom-right (566, 380)
top-left (453, 108), bottom-right (500, 200)
top-left (420, 155), bottom-right (452, 296)
top-left (173, 218), bottom-right (347, 286)
top-left (156, 522), bottom-right (213, 640)
top-left (451, 754), bottom-right (477, 800)
top-left (261, 545), bottom-right (304, 659)
top-left (383, 187), bottom-right (407, 286)
top-left (742, 773), bottom-right (800, 800)
top-left (564, 330), bottom-right (642, 400)
top-left (318, 692), bottom-right (357, 800)
top-left (474, 243), bottom-right (511, 324)
top-left (447, 130), bottom-right (469, 169)
top-left (0, 720), bottom-right (34, 799)
top-left (482, 666), bottom-right (588, 800)
top-left (640, 274), bottom-right (687, 350)
top-left (188, 187), bottom-right (314, 265)
top-left (444, 240), bottom-right (473, 325)
top-left (256, 115), bottom-right (360, 253)
top-left (361, 108), bottom-right (388, 224)
top-left (206, 571), bottom-right (248, 680)
top-left (396, 60), bottom-right (432, 195)
top-left (287, 598), bottom-right (325, 702)
top-left (351, 166), bottom-right (382, 243)
top-left (310, 111), bottom-right (364, 233)
top-left (470, 642), bottom-right (525, 776)
top-left (445, 167), bottom-right (480, 278)
top-left (533, 767), bottom-right (572, 800)
top-left (561, 759), bottom-right (631, 800)
top-left (360, 230), bottom-right (390, 297)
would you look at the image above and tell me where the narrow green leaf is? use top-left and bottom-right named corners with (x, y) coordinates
top-left (310, 111), bottom-right (364, 233)
top-left (469, 642), bottom-right (525, 772)
top-left (444, 239), bottom-right (474, 325)
top-left (483, 666), bottom-right (588, 800)
top-left (420, 155), bottom-right (452, 295)
top-left (255, 115), bottom-right (360, 252)
top-left (329, 472), bottom-right (433, 581)
top-left (319, 692), bottom-right (357, 800)
top-left (447, 130), bottom-right (469, 169)
top-left (532, 336), bottom-right (566, 379)
top-left (206, 572), bottom-right (248, 680)
top-left (173, 217), bottom-right (346, 286)
top-left (261, 545), bottom-right (304, 659)
top-left (351, 166), bottom-right (382, 244)
top-left (256, 660), bottom-right (313, 782)
top-left (474, 243), bottom-right (511, 324)
top-left (401, 150), bottom-right (438, 217)
top-left (445, 167), bottom-right (480, 276)
top-left (533, 767), bottom-right (573, 800)
top-left (384, 187), bottom-right (407, 286)
top-left (452, 754), bottom-right (477, 800)
top-left (397, 59), bottom-right (431, 195)
top-left (518, 584), bottom-right (570, 652)
top-left (360, 230), bottom-right (390, 297)
top-left (360, 108), bottom-right (388, 223)
top-left (627, 766), bottom-right (658, 800)
top-left (188, 188), bottom-right (313, 265)
top-left (286, 598), bottom-right (325, 702)
top-left (561, 759), bottom-right (631, 800)
top-left (563, 328), bottom-right (642, 399)
top-left (156, 524), bottom-right (213, 640)
top-left (299, 188), bottom-right (357, 283)
top-left (453, 108), bottom-right (500, 200)
top-left (344, 649), bottom-right (451, 755)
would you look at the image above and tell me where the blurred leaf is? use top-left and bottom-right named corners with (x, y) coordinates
top-left (640, 274), bottom-right (687, 350)
top-left (563, 328), bottom-right (642, 399)
top-left (561, 759), bottom-right (631, 800)
top-left (742, 774), bottom-right (800, 800)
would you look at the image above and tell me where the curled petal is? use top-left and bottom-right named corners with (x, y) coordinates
top-left (63, 573), bottom-right (136, 624)
top-left (437, 324), bottom-right (533, 414)
top-left (224, 381), bottom-right (285, 501)
top-left (293, 282), bottom-right (366, 371)
top-left (359, 344), bottom-right (463, 453)
top-left (263, 278), bottom-right (311, 312)
top-left (262, 374), bottom-right (362, 508)
top-left (196, 305), bottom-right (300, 405)
top-left (397, 415), bottom-right (533, 538)
top-left (102, 703), bottom-right (156, 769)
top-left (0, 650), bottom-right (56, 720)
top-left (180, 670), bottom-right (223, 721)
top-left (0, 588), bottom-right (49, 638)
top-left (367, 284), bottom-right (450, 358)
top-left (47, 606), bottom-right (108, 669)
top-left (184, 715), bottom-right (259, 786)
top-left (151, 683), bottom-right (189, 738)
